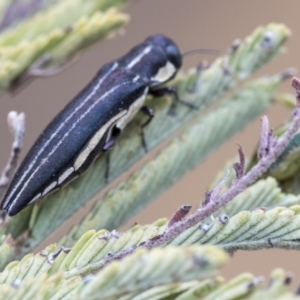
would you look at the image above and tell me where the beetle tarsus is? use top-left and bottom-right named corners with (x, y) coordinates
top-left (103, 136), bottom-right (119, 183)
top-left (105, 153), bottom-right (110, 183)
top-left (150, 86), bottom-right (199, 115)
top-left (141, 106), bottom-right (154, 127)
top-left (102, 138), bottom-right (117, 152)
top-left (140, 106), bottom-right (154, 152)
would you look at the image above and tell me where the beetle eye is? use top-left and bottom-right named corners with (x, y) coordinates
top-left (166, 45), bottom-right (182, 69)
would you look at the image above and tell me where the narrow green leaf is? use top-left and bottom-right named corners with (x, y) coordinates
top-left (204, 273), bottom-right (258, 300)
top-left (217, 177), bottom-right (300, 216)
top-left (0, 245), bottom-right (227, 299)
top-left (0, 0), bottom-right (128, 46)
top-left (79, 245), bottom-right (227, 300)
top-left (0, 273), bottom-right (81, 300)
top-left (170, 206), bottom-right (300, 252)
top-left (174, 278), bottom-right (223, 300)
top-left (247, 269), bottom-right (297, 300)
top-left (0, 3), bottom-right (129, 90)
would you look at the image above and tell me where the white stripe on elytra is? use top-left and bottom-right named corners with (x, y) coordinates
top-left (42, 181), bottom-right (57, 196)
top-left (127, 46), bottom-right (152, 69)
top-left (28, 193), bottom-right (41, 205)
top-left (74, 110), bottom-right (127, 170)
top-left (9, 81), bottom-right (141, 213)
top-left (4, 62), bottom-right (119, 207)
top-left (58, 167), bottom-right (74, 185)
top-left (116, 88), bottom-right (148, 130)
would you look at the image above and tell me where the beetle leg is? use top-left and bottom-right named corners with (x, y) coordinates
top-left (150, 87), bottom-right (199, 116)
top-left (103, 135), bottom-right (117, 182)
top-left (140, 106), bottom-right (154, 152)
top-left (141, 106), bottom-right (154, 127)
top-left (102, 127), bottom-right (121, 182)
top-left (102, 138), bottom-right (117, 152)
top-left (104, 153), bottom-right (110, 183)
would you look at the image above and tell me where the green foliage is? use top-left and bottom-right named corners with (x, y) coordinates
top-left (0, 0), bottom-right (129, 90)
top-left (0, 2), bottom-right (299, 298)
top-left (0, 245), bottom-right (227, 299)
top-left (0, 23), bottom-right (290, 256)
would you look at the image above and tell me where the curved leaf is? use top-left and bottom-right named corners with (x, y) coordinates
top-left (0, 0), bottom-right (129, 90)
top-left (217, 177), bottom-right (300, 216)
top-left (80, 245), bottom-right (227, 299)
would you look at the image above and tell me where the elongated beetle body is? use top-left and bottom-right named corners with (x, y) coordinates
top-left (1, 34), bottom-right (183, 216)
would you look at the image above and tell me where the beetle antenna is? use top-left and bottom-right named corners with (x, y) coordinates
top-left (182, 48), bottom-right (219, 58)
